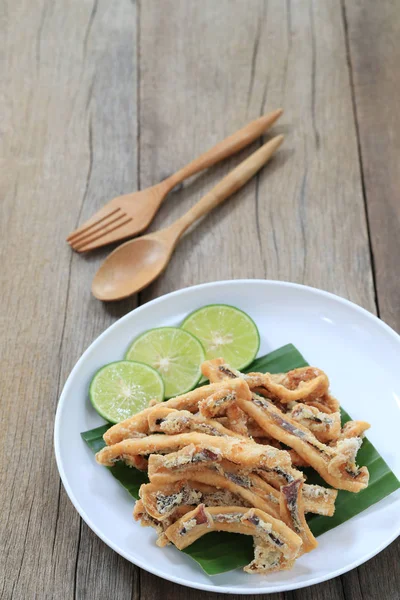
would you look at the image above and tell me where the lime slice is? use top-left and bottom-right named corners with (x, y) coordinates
top-left (89, 360), bottom-right (164, 423)
top-left (125, 327), bottom-right (205, 398)
top-left (182, 304), bottom-right (260, 370)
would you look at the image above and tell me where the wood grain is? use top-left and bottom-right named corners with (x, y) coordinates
top-left (340, 1), bottom-right (400, 598)
top-left (139, 0), bottom-right (375, 310)
top-left (0, 0), bottom-right (398, 599)
top-left (343, 0), bottom-right (400, 332)
top-left (0, 1), bottom-right (138, 598)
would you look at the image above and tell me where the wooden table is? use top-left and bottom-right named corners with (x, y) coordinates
top-left (1, 1), bottom-right (399, 598)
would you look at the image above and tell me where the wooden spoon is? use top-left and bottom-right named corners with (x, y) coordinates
top-left (92, 135), bottom-right (284, 301)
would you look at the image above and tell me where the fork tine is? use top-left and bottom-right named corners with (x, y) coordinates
top-left (73, 217), bottom-right (133, 252)
top-left (69, 210), bottom-right (127, 248)
top-left (66, 207), bottom-right (121, 242)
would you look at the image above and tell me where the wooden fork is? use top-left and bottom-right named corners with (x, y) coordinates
top-left (66, 109), bottom-right (282, 252)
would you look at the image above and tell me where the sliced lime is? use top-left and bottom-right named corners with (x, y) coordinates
top-left (89, 360), bottom-right (164, 423)
top-left (182, 304), bottom-right (260, 370)
top-left (125, 327), bottom-right (205, 398)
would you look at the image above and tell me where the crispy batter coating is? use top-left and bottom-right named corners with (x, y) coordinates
top-left (104, 379), bottom-right (249, 445)
top-left (147, 406), bottom-right (246, 439)
top-left (280, 480), bottom-right (318, 553)
top-left (337, 420), bottom-right (370, 441)
top-left (147, 449), bottom-right (334, 517)
top-left (236, 393), bottom-right (369, 492)
top-left (289, 403), bottom-right (341, 443)
top-left (164, 505), bottom-right (303, 574)
top-left (96, 431), bottom-right (292, 471)
top-left (201, 359), bottom-right (329, 403)
top-left (147, 451), bottom-right (282, 519)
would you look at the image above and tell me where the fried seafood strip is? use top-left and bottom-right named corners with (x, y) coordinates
top-left (135, 483), bottom-right (248, 547)
top-left (187, 377), bottom-right (360, 491)
top-left (337, 420), bottom-right (370, 441)
top-left (95, 431), bottom-right (292, 472)
top-left (304, 393), bottom-right (340, 415)
top-left (288, 449), bottom-right (310, 468)
top-left (247, 420), bottom-right (269, 438)
top-left (147, 443), bottom-right (302, 486)
top-left (139, 481), bottom-right (203, 521)
top-left (226, 404), bottom-right (249, 436)
top-left (259, 367), bottom-right (329, 403)
top-left (103, 379), bottom-right (249, 445)
top-left (128, 455), bottom-right (149, 471)
top-left (134, 498), bottom-right (164, 536)
top-left (245, 542), bottom-right (295, 574)
top-left (202, 359), bottom-right (329, 403)
top-left (133, 498), bottom-right (192, 547)
top-left (139, 479), bottom-right (250, 520)
top-left (148, 451), bottom-right (282, 519)
top-left (280, 480), bottom-right (318, 554)
top-left (256, 465), bottom-right (337, 516)
top-left (255, 465), bottom-right (304, 490)
top-left (195, 484), bottom-right (246, 507)
top-left (147, 444), bottom-right (222, 475)
top-left (148, 447), bottom-right (335, 517)
top-left (131, 441), bottom-right (335, 553)
top-left (165, 505), bottom-right (302, 573)
top-left (201, 358), bottom-right (241, 381)
top-left (302, 484), bottom-right (337, 516)
top-left (198, 379), bottom-right (251, 419)
top-left (147, 406), bottom-right (246, 439)
top-left (235, 394), bottom-right (369, 492)
top-left (289, 403), bottom-right (341, 443)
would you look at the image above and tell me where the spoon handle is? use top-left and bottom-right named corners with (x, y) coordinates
top-left (162, 110), bottom-right (283, 193)
top-left (169, 134), bottom-right (284, 238)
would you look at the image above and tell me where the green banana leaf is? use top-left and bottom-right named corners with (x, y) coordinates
top-left (81, 343), bottom-right (399, 575)
top-left (82, 424), bottom-right (149, 495)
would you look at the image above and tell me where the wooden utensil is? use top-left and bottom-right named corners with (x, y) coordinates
top-left (67, 109), bottom-right (283, 252)
top-left (92, 134), bottom-right (283, 301)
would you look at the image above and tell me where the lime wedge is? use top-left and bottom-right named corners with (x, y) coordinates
top-left (89, 360), bottom-right (164, 423)
top-left (182, 304), bottom-right (260, 370)
top-left (125, 327), bottom-right (205, 398)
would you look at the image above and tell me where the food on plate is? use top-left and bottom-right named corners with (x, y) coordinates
top-left (103, 378), bottom-right (251, 444)
top-left (164, 505), bottom-right (302, 574)
top-left (94, 355), bottom-right (370, 575)
top-left (182, 304), bottom-right (260, 369)
top-left (146, 406), bottom-right (247, 438)
top-left (84, 305), bottom-right (375, 576)
top-left (125, 327), bottom-right (205, 398)
top-left (202, 359), bottom-right (329, 402)
top-left (96, 431), bottom-right (295, 472)
top-left (146, 449), bottom-right (336, 517)
top-left (289, 403), bottom-right (341, 443)
top-left (279, 480), bottom-right (318, 554)
top-left (202, 359), bottom-right (370, 492)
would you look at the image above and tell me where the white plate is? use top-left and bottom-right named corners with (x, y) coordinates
top-left (54, 280), bottom-right (400, 594)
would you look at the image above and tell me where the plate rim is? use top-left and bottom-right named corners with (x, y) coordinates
top-left (54, 279), bottom-right (400, 594)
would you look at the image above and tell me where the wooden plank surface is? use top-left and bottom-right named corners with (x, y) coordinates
top-left (343, 0), bottom-right (400, 331)
top-left (341, 1), bottom-right (400, 597)
top-left (139, 0), bottom-right (375, 308)
top-left (0, 1), bottom-right (139, 598)
top-left (0, 0), bottom-right (398, 599)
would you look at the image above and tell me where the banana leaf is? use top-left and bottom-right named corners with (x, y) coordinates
top-left (81, 343), bottom-right (399, 575)
top-left (81, 424), bottom-right (149, 496)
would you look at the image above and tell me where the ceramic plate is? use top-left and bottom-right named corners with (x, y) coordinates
top-left (54, 280), bottom-right (400, 594)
